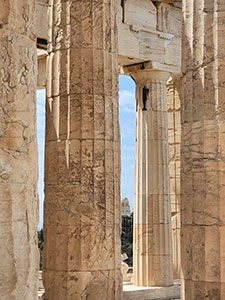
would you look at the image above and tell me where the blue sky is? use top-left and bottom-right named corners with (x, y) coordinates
top-left (36, 89), bottom-right (45, 229)
top-left (36, 75), bottom-right (135, 229)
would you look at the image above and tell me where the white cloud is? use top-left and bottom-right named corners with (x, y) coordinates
top-left (119, 90), bottom-right (135, 113)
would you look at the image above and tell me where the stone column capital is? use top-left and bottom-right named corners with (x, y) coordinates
top-left (123, 63), bottom-right (171, 84)
top-left (133, 69), bottom-right (171, 84)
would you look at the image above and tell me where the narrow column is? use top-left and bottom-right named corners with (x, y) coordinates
top-left (181, 1), bottom-right (225, 299)
top-left (167, 78), bottom-right (181, 279)
top-left (130, 66), bottom-right (173, 287)
top-left (42, 1), bottom-right (122, 299)
top-left (0, 1), bottom-right (39, 300)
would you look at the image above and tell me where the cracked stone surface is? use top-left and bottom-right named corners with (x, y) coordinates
top-left (0, 1), bottom-right (39, 300)
top-left (42, 0), bottom-right (122, 299)
top-left (181, 0), bottom-right (225, 299)
top-left (167, 78), bottom-right (181, 280)
top-left (126, 67), bottom-right (173, 287)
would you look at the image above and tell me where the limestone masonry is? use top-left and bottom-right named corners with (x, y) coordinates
top-left (1, 0), bottom-right (225, 299)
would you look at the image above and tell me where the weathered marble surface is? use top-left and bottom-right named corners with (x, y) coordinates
top-left (124, 65), bottom-right (173, 287)
top-left (42, 1), bottom-right (122, 299)
top-left (167, 78), bottom-right (181, 279)
top-left (123, 281), bottom-right (180, 300)
top-left (36, 0), bottom-right (182, 85)
top-left (0, 0), bottom-right (39, 299)
top-left (181, 0), bottom-right (225, 299)
top-left (37, 49), bottom-right (47, 90)
top-left (118, 0), bottom-right (182, 72)
top-left (39, 271), bottom-right (180, 300)
top-left (37, 0), bottom-right (48, 40)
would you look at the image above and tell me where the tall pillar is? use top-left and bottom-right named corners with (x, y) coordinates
top-left (128, 66), bottom-right (173, 287)
top-left (182, 0), bottom-right (225, 298)
top-left (42, 1), bottom-right (122, 299)
top-left (167, 78), bottom-right (181, 279)
top-left (0, 1), bottom-right (39, 300)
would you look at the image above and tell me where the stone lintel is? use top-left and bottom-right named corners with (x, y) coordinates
top-left (36, 0), bottom-right (182, 75)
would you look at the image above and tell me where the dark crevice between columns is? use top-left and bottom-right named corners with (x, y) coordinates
top-left (37, 38), bottom-right (47, 50)
top-left (121, 0), bottom-right (125, 23)
top-left (142, 87), bottom-right (149, 111)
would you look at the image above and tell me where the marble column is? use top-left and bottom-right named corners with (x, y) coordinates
top-left (0, 1), bottom-right (39, 300)
top-left (42, 1), bottom-right (122, 299)
top-left (181, 0), bottom-right (225, 299)
top-left (167, 78), bottom-right (181, 279)
top-left (131, 66), bottom-right (173, 287)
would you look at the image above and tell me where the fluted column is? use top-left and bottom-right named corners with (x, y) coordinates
top-left (167, 78), bottom-right (181, 280)
top-left (0, 1), bottom-right (39, 300)
top-left (131, 67), bottom-right (173, 287)
top-left (42, 1), bottom-right (122, 299)
top-left (181, 0), bottom-right (225, 299)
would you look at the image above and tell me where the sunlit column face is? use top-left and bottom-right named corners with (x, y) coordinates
top-left (167, 79), bottom-right (182, 280)
top-left (181, 0), bottom-right (225, 298)
top-left (131, 68), bottom-right (173, 287)
top-left (42, 1), bottom-right (122, 299)
top-left (0, 1), bottom-right (39, 299)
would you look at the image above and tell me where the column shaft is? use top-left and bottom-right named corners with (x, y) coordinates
top-left (43, 1), bottom-right (122, 299)
top-left (0, 1), bottom-right (39, 299)
top-left (167, 78), bottom-right (181, 279)
top-left (133, 70), bottom-right (173, 287)
top-left (182, 0), bottom-right (225, 298)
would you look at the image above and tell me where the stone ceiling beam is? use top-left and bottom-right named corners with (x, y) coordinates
top-left (37, 0), bottom-right (182, 84)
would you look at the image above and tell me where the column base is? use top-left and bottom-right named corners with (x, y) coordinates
top-left (41, 270), bottom-right (122, 300)
top-left (181, 279), bottom-right (224, 300)
top-left (123, 281), bottom-right (180, 300)
top-left (39, 272), bottom-right (180, 300)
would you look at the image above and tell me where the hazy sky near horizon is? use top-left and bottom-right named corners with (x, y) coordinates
top-left (36, 75), bottom-right (135, 229)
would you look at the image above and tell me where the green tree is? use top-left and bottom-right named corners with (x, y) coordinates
top-left (121, 213), bottom-right (133, 266)
top-left (38, 229), bottom-right (44, 270)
